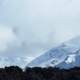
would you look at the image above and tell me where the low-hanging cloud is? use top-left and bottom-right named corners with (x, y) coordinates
top-left (0, 25), bottom-right (20, 52)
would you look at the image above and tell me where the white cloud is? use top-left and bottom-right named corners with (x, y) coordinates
top-left (0, 25), bottom-right (19, 52)
top-left (0, 0), bottom-right (80, 57)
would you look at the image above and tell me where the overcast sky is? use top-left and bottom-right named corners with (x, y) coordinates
top-left (0, 0), bottom-right (80, 57)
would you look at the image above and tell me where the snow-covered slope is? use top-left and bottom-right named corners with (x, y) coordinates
top-left (27, 36), bottom-right (80, 68)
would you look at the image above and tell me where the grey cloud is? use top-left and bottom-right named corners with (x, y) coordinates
top-left (0, 0), bottom-right (80, 57)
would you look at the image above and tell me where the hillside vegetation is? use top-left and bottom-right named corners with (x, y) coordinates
top-left (0, 66), bottom-right (79, 80)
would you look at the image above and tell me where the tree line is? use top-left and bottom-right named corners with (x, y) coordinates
top-left (0, 66), bottom-right (80, 80)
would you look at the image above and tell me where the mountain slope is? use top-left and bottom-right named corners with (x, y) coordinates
top-left (27, 36), bottom-right (80, 67)
top-left (56, 54), bottom-right (80, 69)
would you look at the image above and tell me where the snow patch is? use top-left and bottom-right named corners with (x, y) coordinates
top-left (65, 54), bottom-right (76, 64)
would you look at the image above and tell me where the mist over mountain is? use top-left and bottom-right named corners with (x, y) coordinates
top-left (0, 0), bottom-right (80, 70)
top-left (0, 56), bottom-right (34, 69)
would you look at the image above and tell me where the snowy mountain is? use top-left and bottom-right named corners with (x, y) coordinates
top-left (27, 36), bottom-right (80, 68)
top-left (0, 36), bottom-right (80, 69)
top-left (0, 56), bottom-right (33, 69)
